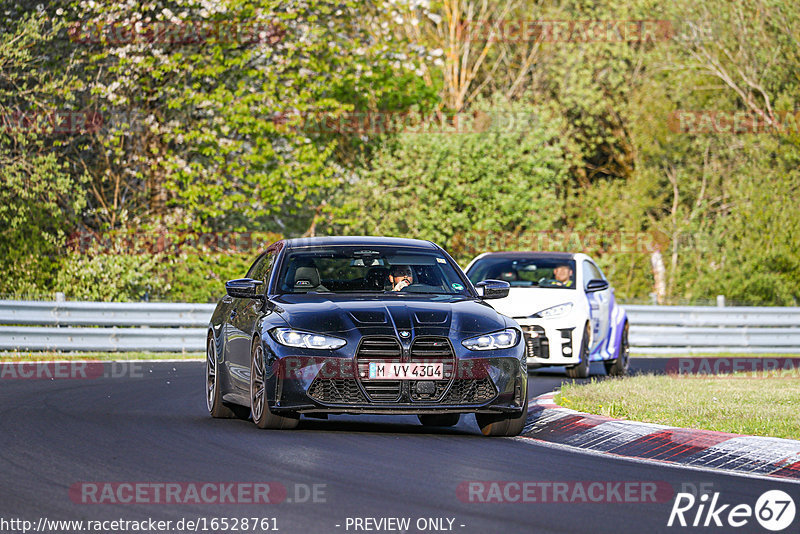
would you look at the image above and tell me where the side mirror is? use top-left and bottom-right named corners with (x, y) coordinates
top-left (585, 279), bottom-right (609, 293)
top-left (475, 279), bottom-right (510, 300)
top-left (225, 278), bottom-right (264, 299)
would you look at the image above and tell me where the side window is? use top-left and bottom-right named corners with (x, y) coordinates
top-left (253, 253), bottom-right (275, 286)
top-left (591, 261), bottom-right (606, 281)
top-left (245, 253), bottom-right (266, 279)
top-left (582, 260), bottom-right (603, 288)
top-left (246, 252), bottom-right (275, 282)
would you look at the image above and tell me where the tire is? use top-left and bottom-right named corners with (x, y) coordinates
top-left (565, 324), bottom-right (591, 379)
top-left (475, 409), bottom-right (527, 437)
top-left (418, 414), bottom-right (460, 427)
top-left (250, 338), bottom-right (299, 430)
top-left (206, 334), bottom-right (249, 419)
top-left (604, 321), bottom-right (630, 377)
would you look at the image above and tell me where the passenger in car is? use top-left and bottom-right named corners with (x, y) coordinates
top-left (388, 265), bottom-right (414, 291)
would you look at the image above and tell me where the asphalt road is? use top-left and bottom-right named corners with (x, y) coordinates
top-left (0, 359), bottom-right (797, 534)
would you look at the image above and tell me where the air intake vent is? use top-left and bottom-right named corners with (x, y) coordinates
top-left (307, 378), bottom-right (367, 404)
top-left (522, 325), bottom-right (549, 359)
top-left (442, 378), bottom-right (497, 404)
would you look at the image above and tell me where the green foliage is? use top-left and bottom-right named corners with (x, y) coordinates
top-left (54, 251), bottom-right (165, 302)
top-left (2, 0), bottom-right (798, 304)
top-left (48, 229), bottom-right (275, 302)
top-left (161, 252), bottom-right (255, 303)
top-left (671, 138), bottom-right (800, 305)
top-left (0, 13), bottom-right (86, 297)
top-left (334, 100), bottom-right (569, 264)
top-left (59, 0), bottom-right (436, 236)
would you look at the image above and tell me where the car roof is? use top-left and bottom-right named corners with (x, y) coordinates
top-left (283, 236), bottom-right (439, 249)
top-left (474, 251), bottom-right (576, 261)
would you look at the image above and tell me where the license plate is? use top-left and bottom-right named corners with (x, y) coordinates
top-left (368, 362), bottom-right (443, 380)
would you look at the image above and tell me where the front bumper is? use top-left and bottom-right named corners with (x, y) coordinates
top-left (517, 317), bottom-right (580, 366)
top-left (265, 352), bottom-right (526, 416)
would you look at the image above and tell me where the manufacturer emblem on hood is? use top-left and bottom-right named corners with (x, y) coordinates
top-left (398, 330), bottom-right (411, 338)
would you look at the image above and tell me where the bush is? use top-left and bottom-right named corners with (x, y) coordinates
top-left (334, 98), bottom-right (569, 265)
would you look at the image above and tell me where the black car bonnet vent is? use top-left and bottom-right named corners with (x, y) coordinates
top-left (413, 311), bottom-right (449, 324)
top-left (349, 311), bottom-right (388, 324)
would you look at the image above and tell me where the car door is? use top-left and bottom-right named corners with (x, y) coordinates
top-left (225, 251), bottom-right (275, 392)
top-left (582, 259), bottom-right (611, 352)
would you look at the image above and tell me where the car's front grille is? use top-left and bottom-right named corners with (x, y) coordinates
top-left (307, 378), bottom-right (367, 404)
top-left (356, 336), bottom-right (403, 402)
top-left (308, 335), bottom-right (497, 406)
top-left (522, 325), bottom-right (549, 359)
top-left (408, 337), bottom-right (455, 402)
top-left (442, 377), bottom-right (497, 404)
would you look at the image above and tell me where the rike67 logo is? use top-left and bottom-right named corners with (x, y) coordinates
top-left (668, 490), bottom-right (796, 531)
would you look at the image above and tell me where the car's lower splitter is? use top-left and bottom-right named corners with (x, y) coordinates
top-left (271, 404), bottom-right (525, 416)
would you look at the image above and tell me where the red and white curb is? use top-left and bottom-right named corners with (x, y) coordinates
top-left (519, 391), bottom-right (800, 482)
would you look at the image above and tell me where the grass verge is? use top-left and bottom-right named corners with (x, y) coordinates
top-left (556, 373), bottom-right (800, 440)
top-left (0, 351), bottom-right (203, 361)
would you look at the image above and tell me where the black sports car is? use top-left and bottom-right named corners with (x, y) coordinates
top-left (206, 236), bottom-right (528, 436)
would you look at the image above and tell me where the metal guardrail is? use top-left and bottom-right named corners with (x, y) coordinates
top-left (0, 326), bottom-right (207, 352)
top-left (0, 300), bottom-right (798, 353)
top-left (625, 305), bottom-right (800, 354)
top-left (0, 300), bottom-right (215, 327)
top-left (624, 305), bottom-right (800, 327)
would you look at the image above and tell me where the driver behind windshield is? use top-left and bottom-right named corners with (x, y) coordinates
top-left (551, 264), bottom-right (574, 287)
top-left (389, 265), bottom-right (414, 291)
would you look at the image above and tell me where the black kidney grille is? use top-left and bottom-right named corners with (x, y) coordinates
top-left (408, 337), bottom-right (455, 402)
top-left (356, 336), bottom-right (403, 402)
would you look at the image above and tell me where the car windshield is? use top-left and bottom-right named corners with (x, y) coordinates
top-left (467, 257), bottom-right (577, 289)
top-left (277, 246), bottom-right (472, 296)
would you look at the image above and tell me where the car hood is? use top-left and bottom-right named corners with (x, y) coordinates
top-left (484, 287), bottom-right (581, 319)
top-left (271, 294), bottom-right (510, 336)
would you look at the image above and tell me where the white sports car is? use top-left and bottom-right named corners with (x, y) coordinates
top-left (465, 252), bottom-right (629, 378)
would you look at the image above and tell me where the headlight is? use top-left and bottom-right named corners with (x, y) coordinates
top-left (534, 303), bottom-right (573, 319)
top-left (271, 328), bottom-right (346, 350)
top-left (462, 328), bottom-right (519, 351)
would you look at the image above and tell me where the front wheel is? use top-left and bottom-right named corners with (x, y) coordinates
top-left (604, 321), bottom-right (630, 377)
top-left (250, 339), bottom-right (299, 430)
top-left (475, 409), bottom-right (527, 437)
top-left (565, 324), bottom-right (591, 379)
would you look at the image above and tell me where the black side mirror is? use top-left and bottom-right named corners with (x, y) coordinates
top-left (225, 278), bottom-right (265, 299)
top-left (586, 279), bottom-right (609, 293)
top-left (475, 279), bottom-right (510, 300)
